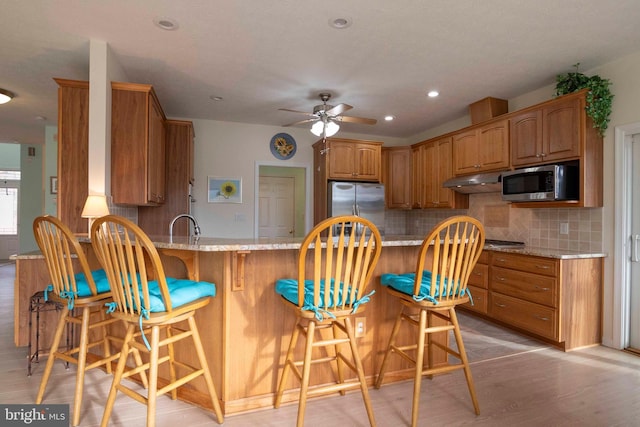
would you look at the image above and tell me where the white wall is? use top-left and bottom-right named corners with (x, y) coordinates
top-left (189, 119), bottom-right (404, 237)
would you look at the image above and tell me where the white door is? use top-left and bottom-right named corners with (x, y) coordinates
top-left (0, 186), bottom-right (19, 260)
top-left (258, 176), bottom-right (295, 238)
top-left (627, 133), bottom-right (640, 350)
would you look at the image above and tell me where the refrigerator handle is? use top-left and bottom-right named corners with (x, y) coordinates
top-left (633, 234), bottom-right (640, 263)
top-left (354, 204), bottom-right (360, 216)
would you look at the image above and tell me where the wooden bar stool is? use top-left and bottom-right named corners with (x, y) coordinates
top-left (91, 215), bottom-right (223, 427)
top-left (375, 215), bottom-right (485, 427)
top-left (274, 215), bottom-right (382, 427)
top-left (33, 215), bottom-right (123, 426)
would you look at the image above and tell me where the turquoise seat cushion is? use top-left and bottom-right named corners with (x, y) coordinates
top-left (380, 271), bottom-right (470, 304)
top-left (275, 278), bottom-right (374, 320)
top-left (75, 269), bottom-right (111, 296)
top-left (144, 278), bottom-right (216, 312)
top-left (44, 269), bottom-right (112, 309)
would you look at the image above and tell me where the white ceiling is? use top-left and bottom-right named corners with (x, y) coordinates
top-left (2, 0), bottom-right (640, 145)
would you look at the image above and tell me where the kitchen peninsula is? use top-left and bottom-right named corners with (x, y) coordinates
top-left (12, 235), bottom-right (605, 415)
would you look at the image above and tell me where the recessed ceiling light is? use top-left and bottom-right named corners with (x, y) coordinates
top-left (427, 90), bottom-right (439, 98)
top-left (153, 17), bottom-right (179, 31)
top-left (210, 96), bottom-right (223, 101)
top-left (329, 17), bottom-right (352, 29)
top-left (384, 115), bottom-right (395, 121)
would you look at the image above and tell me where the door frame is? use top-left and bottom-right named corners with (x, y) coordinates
top-left (254, 161), bottom-right (312, 239)
top-left (612, 122), bottom-right (640, 349)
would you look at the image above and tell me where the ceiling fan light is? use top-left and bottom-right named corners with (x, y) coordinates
top-left (310, 121), bottom-right (325, 136)
top-left (325, 121), bottom-right (340, 137)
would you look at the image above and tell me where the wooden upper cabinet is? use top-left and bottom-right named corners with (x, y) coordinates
top-left (111, 82), bottom-right (167, 206)
top-left (411, 145), bottom-right (424, 208)
top-left (138, 120), bottom-right (194, 236)
top-left (323, 138), bottom-right (382, 181)
top-left (382, 146), bottom-right (411, 209)
top-left (510, 110), bottom-right (543, 166)
top-left (54, 78), bottom-right (89, 234)
top-left (412, 137), bottom-right (468, 209)
top-left (312, 138), bottom-right (382, 225)
top-left (453, 119), bottom-right (509, 175)
top-left (542, 96), bottom-right (581, 161)
top-left (508, 90), bottom-right (602, 208)
top-left (511, 96), bottom-right (581, 166)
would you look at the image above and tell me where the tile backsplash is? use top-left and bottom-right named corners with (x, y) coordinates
top-left (385, 192), bottom-right (603, 252)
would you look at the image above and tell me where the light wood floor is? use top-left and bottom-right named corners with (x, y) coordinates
top-left (2, 262), bottom-right (640, 426)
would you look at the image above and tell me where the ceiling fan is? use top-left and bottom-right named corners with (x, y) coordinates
top-left (279, 93), bottom-right (377, 137)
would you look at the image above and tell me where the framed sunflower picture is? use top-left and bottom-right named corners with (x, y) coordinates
top-left (208, 176), bottom-right (242, 203)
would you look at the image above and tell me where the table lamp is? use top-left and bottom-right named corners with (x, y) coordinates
top-left (81, 195), bottom-right (110, 232)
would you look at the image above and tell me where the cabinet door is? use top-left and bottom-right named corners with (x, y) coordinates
top-left (55, 79), bottom-right (90, 234)
top-left (435, 137), bottom-right (454, 206)
top-left (543, 97), bottom-right (581, 162)
top-left (327, 141), bottom-right (356, 179)
top-left (478, 119), bottom-right (510, 171)
top-left (383, 147), bottom-right (411, 209)
top-left (111, 83), bottom-right (166, 206)
top-left (423, 141), bottom-right (438, 206)
top-left (354, 143), bottom-right (381, 181)
top-left (411, 145), bottom-right (425, 208)
top-left (147, 95), bottom-right (166, 204)
top-left (511, 110), bottom-right (543, 166)
top-left (452, 129), bottom-right (479, 175)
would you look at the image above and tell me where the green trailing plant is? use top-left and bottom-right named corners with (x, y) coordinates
top-left (554, 63), bottom-right (613, 136)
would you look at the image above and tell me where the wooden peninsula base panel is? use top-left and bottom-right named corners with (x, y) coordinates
top-left (12, 236), bottom-right (604, 416)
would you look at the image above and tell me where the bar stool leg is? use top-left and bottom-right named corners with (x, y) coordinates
top-left (27, 292), bottom-right (66, 377)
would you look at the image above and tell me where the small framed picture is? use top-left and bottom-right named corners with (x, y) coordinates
top-left (50, 176), bottom-right (58, 194)
top-left (208, 176), bottom-right (242, 203)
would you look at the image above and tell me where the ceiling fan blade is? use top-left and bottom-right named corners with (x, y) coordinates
top-left (325, 103), bottom-right (352, 116)
top-left (337, 115), bottom-right (377, 125)
top-left (278, 108), bottom-right (316, 117)
top-left (283, 117), bottom-right (319, 127)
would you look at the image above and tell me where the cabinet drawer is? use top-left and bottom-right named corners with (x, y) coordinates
top-left (491, 252), bottom-right (557, 276)
top-left (491, 266), bottom-right (557, 307)
top-left (468, 263), bottom-right (489, 289)
top-left (490, 293), bottom-right (558, 340)
top-left (463, 286), bottom-right (488, 314)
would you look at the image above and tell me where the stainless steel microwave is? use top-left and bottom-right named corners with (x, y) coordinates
top-left (501, 164), bottom-right (579, 202)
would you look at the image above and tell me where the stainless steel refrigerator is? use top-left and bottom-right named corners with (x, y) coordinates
top-left (328, 182), bottom-right (385, 235)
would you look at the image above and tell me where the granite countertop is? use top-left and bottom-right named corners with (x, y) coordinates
top-left (11, 235), bottom-right (606, 260)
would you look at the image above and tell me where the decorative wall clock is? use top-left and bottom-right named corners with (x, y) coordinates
top-left (270, 133), bottom-right (297, 160)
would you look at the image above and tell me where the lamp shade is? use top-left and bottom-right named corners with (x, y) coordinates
top-left (81, 195), bottom-right (110, 218)
top-left (310, 121), bottom-right (324, 136)
top-left (325, 121), bottom-right (340, 137)
top-left (310, 120), bottom-right (340, 137)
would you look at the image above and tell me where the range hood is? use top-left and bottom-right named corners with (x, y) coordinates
top-left (442, 171), bottom-right (502, 194)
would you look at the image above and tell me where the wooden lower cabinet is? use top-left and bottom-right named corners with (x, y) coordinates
top-left (462, 251), bottom-right (489, 314)
top-left (491, 293), bottom-right (558, 340)
top-left (487, 251), bottom-right (602, 350)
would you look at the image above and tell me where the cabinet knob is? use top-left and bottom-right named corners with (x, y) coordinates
top-left (534, 286), bottom-right (550, 291)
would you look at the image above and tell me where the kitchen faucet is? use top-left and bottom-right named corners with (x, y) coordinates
top-left (169, 214), bottom-right (201, 240)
